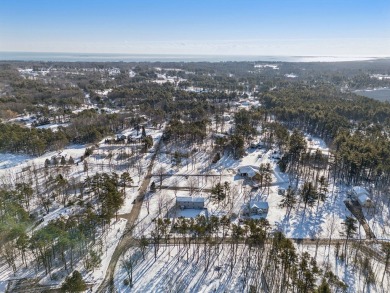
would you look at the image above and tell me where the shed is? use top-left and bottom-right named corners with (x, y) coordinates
top-left (351, 186), bottom-right (373, 207)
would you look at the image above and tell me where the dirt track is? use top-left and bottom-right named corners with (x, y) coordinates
top-left (96, 140), bottom-right (162, 293)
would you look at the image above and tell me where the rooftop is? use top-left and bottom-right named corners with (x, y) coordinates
top-left (352, 186), bottom-right (369, 196)
top-left (249, 200), bottom-right (269, 210)
top-left (176, 196), bottom-right (205, 203)
top-left (238, 165), bottom-right (258, 177)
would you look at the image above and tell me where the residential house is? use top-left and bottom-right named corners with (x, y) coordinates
top-left (176, 196), bottom-right (205, 209)
top-left (247, 200), bottom-right (269, 216)
top-left (238, 166), bottom-right (260, 180)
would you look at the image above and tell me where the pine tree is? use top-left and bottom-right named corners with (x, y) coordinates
top-left (279, 186), bottom-right (297, 209)
top-left (316, 279), bottom-right (331, 293)
top-left (340, 216), bottom-right (357, 258)
top-left (61, 270), bottom-right (87, 292)
top-left (211, 182), bottom-right (226, 202)
top-left (300, 181), bottom-right (317, 212)
top-left (68, 156), bottom-right (75, 165)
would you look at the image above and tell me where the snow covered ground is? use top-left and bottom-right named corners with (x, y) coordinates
top-left (35, 123), bottom-right (69, 131)
top-left (254, 64), bottom-right (279, 70)
top-left (87, 219), bottom-right (127, 292)
top-left (297, 243), bottom-right (389, 293)
top-left (112, 240), bottom-right (389, 293)
top-left (113, 244), bottom-right (263, 293)
top-left (0, 153), bottom-right (32, 169)
top-left (0, 125), bottom-right (164, 290)
top-left (133, 131), bottom-right (390, 242)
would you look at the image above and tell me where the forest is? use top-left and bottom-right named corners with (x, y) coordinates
top-left (0, 59), bottom-right (389, 292)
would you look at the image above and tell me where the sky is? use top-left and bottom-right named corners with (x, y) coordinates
top-left (0, 0), bottom-right (389, 56)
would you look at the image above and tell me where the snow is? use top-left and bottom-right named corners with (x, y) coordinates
top-left (35, 123), bottom-right (69, 131)
top-left (176, 196), bottom-right (206, 203)
top-left (0, 144), bottom-right (87, 177)
top-left (0, 153), bottom-right (32, 169)
top-left (1, 91), bottom-right (389, 292)
top-left (176, 208), bottom-right (208, 218)
top-left (0, 123), bottom-right (166, 289)
top-left (88, 219), bottom-right (127, 292)
top-left (370, 75), bottom-right (390, 80)
top-left (112, 240), bottom-right (388, 293)
top-left (237, 165), bottom-right (258, 178)
top-left (297, 243), bottom-right (389, 293)
top-left (285, 73), bottom-right (298, 78)
top-left (248, 200), bottom-right (269, 210)
top-left (254, 64), bottom-right (279, 70)
top-left (352, 186), bottom-right (369, 196)
top-left (113, 244), bottom-right (260, 292)
top-left (95, 89), bottom-right (113, 96)
top-left (306, 134), bottom-right (330, 156)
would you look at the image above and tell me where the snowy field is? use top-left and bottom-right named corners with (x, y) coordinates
top-left (0, 152), bottom-right (32, 169)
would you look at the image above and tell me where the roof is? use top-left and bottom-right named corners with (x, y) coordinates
top-left (176, 196), bottom-right (205, 203)
top-left (352, 186), bottom-right (369, 196)
top-left (358, 193), bottom-right (371, 204)
top-left (238, 166), bottom-right (258, 178)
top-left (351, 186), bottom-right (371, 205)
top-left (249, 201), bottom-right (269, 210)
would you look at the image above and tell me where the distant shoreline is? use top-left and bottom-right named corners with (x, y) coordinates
top-left (354, 88), bottom-right (390, 102)
top-left (0, 52), bottom-right (386, 63)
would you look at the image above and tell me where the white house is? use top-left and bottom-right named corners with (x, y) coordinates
top-left (238, 166), bottom-right (259, 179)
top-left (351, 186), bottom-right (373, 207)
top-left (247, 200), bottom-right (269, 215)
top-left (176, 196), bottom-right (205, 209)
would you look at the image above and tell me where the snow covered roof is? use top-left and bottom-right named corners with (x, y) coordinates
top-left (352, 186), bottom-right (369, 197)
top-left (357, 193), bottom-right (371, 205)
top-left (213, 133), bottom-right (227, 138)
top-left (176, 196), bottom-right (205, 203)
top-left (351, 186), bottom-right (371, 205)
top-left (249, 201), bottom-right (269, 210)
top-left (238, 166), bottom-right (258, 178)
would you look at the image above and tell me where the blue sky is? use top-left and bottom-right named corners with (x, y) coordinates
top-left (0, 0), bottom-right (389, 56)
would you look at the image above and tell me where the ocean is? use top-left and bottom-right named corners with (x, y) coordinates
top-left (354, 88), bottom-right (390, 102)
top-left (0, 52), bottom-right (381, 63)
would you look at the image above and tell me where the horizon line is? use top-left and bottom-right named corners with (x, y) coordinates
top-left (1, 51), bottom-right (389, 58)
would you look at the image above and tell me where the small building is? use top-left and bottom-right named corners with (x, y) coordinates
top-left (351, 186), bottom-right (373, 207)
top-left (238, 166), bottom-right (259, 179)
top-left (176, 196), bottom-right (205, 209)
top-left (247, 200), bottom-right (269, 215)
top-left (223, 114), bottom-right (231, 121)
